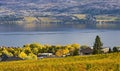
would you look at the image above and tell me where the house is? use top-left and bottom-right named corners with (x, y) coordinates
top-left (1, 54), bottom-right (23, 61)
top-left (101, 47), bottom-right (109, 53)
top-left (37, 53), bottom-right (54, 58)
top-left (79, 47), bottom-right (93, 55)
top-left (115, 47), bottom-right (120, 52)
top-left (118, 48), bottom-right (120, 52)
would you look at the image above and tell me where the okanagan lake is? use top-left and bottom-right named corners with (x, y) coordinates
top-left (0, 24), bottom-right (120, 47)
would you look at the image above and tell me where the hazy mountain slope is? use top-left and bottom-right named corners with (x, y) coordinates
top-left (0, 0), bottom-right (120, 16)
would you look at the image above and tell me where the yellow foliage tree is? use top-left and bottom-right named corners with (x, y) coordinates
top-left (2, 48), bottom-right (13, 57)
top-left (71, 43), bottom-right (80, 49)
top-left (55, 49), bottom-right (63, 57)
top-left (30, 43), bottom-right (44, 49)
top-left (32, 48), bottom-right (38, 55)
top-left (18, 52), bottom-right (27, 59)
top-left (26, 53), bottom-right (38, 60)
top-left (63, 48), bottom-right (69, 55)
top-left (23, 46), bottom-right (32, 55)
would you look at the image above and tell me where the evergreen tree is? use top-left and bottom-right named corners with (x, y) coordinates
top-left (108, 48), bottom-right (112, 53)
top-left (113, 47), bottom-right (119, 52)
top-left (93, 35), bottom-right (103, 54)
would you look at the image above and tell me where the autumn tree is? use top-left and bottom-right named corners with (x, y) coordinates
top-left (30, 43), bottom-right (44, 53)
top-left (2, 48), bottom-right (13, 57)
top-left (93, 35), bottom-right (103, 54)
top-left (30, 43), bottom-right (43, 49)
top-left (13, 47), bottom-right (22, 56)
top-left (18, 52), bottom-right (27, 59)
top-left (32, 48), bottom-right (39, 55)
top-left (7, 48), bottom-right (15, 54)
top-left (55, 49), bottom-right (63, 57)
top-left (25, 53), bottom-right (37, 60)
top-left (63, 48), bottom-right (69, 55)
top-left (71, 43), bottom-right (80, 49)
top-left (23, 46), bottom-right (32, 55)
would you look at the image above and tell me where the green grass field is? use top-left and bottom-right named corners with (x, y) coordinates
top-left (0, 52), bottom-right (119, 71)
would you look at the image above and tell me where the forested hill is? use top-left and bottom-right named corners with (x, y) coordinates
top-left (0, 0), bottom-right (120, 16)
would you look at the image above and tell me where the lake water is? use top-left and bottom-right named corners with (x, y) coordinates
top-left (0, 24), bottom-right (120, 48)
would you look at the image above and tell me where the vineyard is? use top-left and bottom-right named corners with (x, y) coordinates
top-left (0, 52), bottom-right (119, 71)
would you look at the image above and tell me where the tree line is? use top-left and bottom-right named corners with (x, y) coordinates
top-left (0, 43), bottom-right (80, 60)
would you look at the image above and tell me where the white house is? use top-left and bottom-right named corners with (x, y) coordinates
top-left (101, 47), bottom-right (109, 53)
top-left (37, 53), bottom-right (53, 58)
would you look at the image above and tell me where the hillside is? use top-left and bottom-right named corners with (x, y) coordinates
top-left (0, 0), bottom-right (120, 29)
top-left (0, 52), bottom-right (119, 71)
top-left (0, 0), bottom-right (120, 16)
